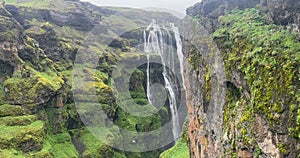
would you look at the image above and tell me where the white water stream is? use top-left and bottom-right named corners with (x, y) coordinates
top-left (143, 20), bottom-right (185, 140)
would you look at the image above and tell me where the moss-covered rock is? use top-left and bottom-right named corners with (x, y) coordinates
top-left (212, 8), bottom-right (299, 157)
top-left (0, 149), bottom-right (26, 158)
top-left (70, 128), bottom-right (125, 158)
top-left (4, 67), bottom-right (64, 105)
top-left (114, 106), bottom-right (161, 132)
top-left (0, 104), bottom-right (29, 117)
top-left (47, 133), bottom-right (79, 158)
top-left (0, 114), bottom-right (36, 126)
top-left (0, 120), bottom-right (45, 152)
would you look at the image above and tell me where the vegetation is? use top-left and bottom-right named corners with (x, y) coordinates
top-left (47, 133), bottom-right (79, 158)
top-left (4, 67), bottom-right (64, 105)
top-left (0, 120), bottom-right (45, 152)
top-left (5, 0), bottom-right (57, 9)
top-left (0, 104), bottom-right (29, 117)
top-left (159, 137), bottom-right (189, 158)
top-left (212, 8), bottom-right (300, 156)
top-left (0, 0), bottom-right (174, 157)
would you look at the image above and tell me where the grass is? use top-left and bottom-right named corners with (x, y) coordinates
top-left (71, 127), bottom-right (125, 158)
top-left (0, 115), bottom-right (37, 126)
top-left (159, 137), bottom-right (189, 158)
top-left (114, 105), bottom-right (161, 132)
top-left (105, 16), bottom-right (141, 33)
top-left (47, 133), bottom-right (79, 158)
top-left (5, 0), bottom-right (56, 9)
top-left (28, 140), bottom-right (53, 158)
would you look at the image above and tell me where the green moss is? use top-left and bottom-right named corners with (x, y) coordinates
top-left (0, 149), bottom-right (26, 158)
top-left (4, 66), bottom-right (64, 104)
top-left (5, 0), bottom-right (57, 9)
top-left (54, 25), bottom-right (84, 51)
top-left (205, 67), bottom-right (211, 104)
top-left (188, 45), bottom-right (211, 104)
top-left (0, 104), bottom-right (28, 117)
top-left (277, 143), bottom-right (289, 155)
top-left (35, 71), bottom-right (64, 91)
top-left (0, 28), bottom-right (20, 41)
top-left (73, 67), bottom-right (111, 95)
top-left (130, 91), bottom-right (147, 99)
top-left (254, 144), bottom-right (262, 157)
top-left (240, 127), bottom-right (252, 146)
top-left (55, 25), bottom-right (85, 41)
top-left (26, 27), bottom-right (46, 35)
top-left (114, 106), bottom-right (161, 132)
top-left (159, 137), bottom-right (189, 158)
top-left (296, 109), bottom-right (300, 139)
top-left (213, 8), bottom-right (299, 137)
top-left (45, 107), bottom-right (68, 134)
top-left (0, 120), bottom-right (45, 151)
top-left (71, 128), bottom-right (125, 158)
top-left (28, 140), bottom-right (53, 158)
top-left (129, 69), bottom-right (145, 92)
top-left (119, 52), bottom-right (142, 60)
top-left (222, 82), bottom-right (255, 156)
top-left (0, 85), bottom-right (5, 104)
top-left (106, 16), bottom-right (141, 33)
top-left (0, 115), bottom-right (37, 126)
top-left (47, 133), bottom-right (79, 158)
top-left (223, 83), bottom-right (241, 129)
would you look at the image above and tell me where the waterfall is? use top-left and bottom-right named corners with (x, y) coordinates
top-left (143, 20), bottom-right (183, 140)
top-left (144, 30), bottom-right (153, 106)
top-left (171, 24), bottom-right (185, 90)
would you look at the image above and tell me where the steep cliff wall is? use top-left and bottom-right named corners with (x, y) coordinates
top-left (185, 0), bottom-right (299, 157)
top-left (187, 0), bottom-right (300, 33)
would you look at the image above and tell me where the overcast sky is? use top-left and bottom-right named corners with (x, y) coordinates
top-left (82, 0), bottom-right (200, 17)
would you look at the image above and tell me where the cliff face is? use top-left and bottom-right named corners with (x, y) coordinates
top-left (187, 0), bottom-right (300, 33)
top-left (185, 0), bottom-right (299, 157)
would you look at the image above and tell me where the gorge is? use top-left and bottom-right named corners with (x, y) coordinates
top-left (0, 0), bottom-right (299, 158)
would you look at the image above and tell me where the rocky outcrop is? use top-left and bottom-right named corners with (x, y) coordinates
top-left (185, 0), bottom-right (300, 157)
top-left (180, 17), bottom-right (226, 158)
top-left (186, 0), bottom-right (260, 32)
top-left (186, 0), bottom-right (300, 33)
top-left (260, 0), bottom-right (300, 27)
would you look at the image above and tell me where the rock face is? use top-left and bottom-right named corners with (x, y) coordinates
top-left (180, 18), bottom-right (226, 158)
top-left (260, 0), bottom-right (300, 27)
top-left (185, 0), bottom-right (300, 158)
top-left (187, 0), bottom-right (300, 33)
top-left (186, 0), bottom-right (260, 32)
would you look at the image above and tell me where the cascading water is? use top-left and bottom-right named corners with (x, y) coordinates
top-left (171, 24), bottom-right (185, 90)
top-left (143, 30), bottom-right (153, 106)
top-left (143, 20), bottom-right (185, 140)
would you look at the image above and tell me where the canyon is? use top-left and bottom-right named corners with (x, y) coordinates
top-left (0, 0), bottom-right (299, 158)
